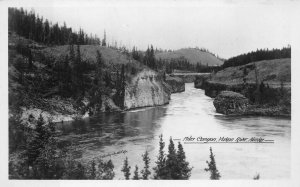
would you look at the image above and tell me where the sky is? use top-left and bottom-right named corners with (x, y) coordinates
top-left (21, 0), bottom-right (297, 59)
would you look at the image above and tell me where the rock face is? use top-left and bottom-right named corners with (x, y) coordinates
top-left (213, 91), bottom-right (249, 115)
top-left (165, 76), bottom-right (185, 93)
top-left (124, 69), bottom-right (171, 110)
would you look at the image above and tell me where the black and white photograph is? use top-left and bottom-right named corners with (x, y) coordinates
top-left (1, 0), bottom-right (300, 186)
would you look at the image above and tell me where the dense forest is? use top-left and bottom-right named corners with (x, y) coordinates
top-left (222, 46), bottom-right (291, 69)
top-left (9, 7), bottom-right (102, 45)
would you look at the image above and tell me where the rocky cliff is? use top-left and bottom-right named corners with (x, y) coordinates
top-left (124, 69), bottom-right (171, 110)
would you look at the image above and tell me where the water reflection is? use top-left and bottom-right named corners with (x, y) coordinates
top-left (56, 106), bottom-right (167, 147)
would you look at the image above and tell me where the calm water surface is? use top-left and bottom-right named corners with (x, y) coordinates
top-left (56, 83), bottom-right (290, 179)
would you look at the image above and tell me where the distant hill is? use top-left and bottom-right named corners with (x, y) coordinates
top-left (155, 48), bottom-right (223, 66)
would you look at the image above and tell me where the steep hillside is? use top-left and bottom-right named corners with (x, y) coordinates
top-left (155, 48), bottom-right (223, 66)
top-left (9, 34), bottom-right (172, 125)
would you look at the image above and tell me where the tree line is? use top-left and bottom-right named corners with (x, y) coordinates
top-left (222, 46), bottom-right (291, 69)
top-left (8, 7), bottom-right (105, 45)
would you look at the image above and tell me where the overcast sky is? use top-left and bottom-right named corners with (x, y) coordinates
top-left (23, 0), bottom-right (296, 59)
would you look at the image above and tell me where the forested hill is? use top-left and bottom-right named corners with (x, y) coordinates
top-left (155, 48), bottom-right (224, 66)
top-left (222, 47), bottom-right (291, 69)
top-left (8, 7), bottom-right (102, 46)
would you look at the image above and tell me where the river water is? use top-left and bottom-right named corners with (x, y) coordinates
top-left (56, 83), bottom-right (291, 179)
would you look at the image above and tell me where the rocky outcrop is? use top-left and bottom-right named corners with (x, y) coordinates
top-left (165, 76), bottom-right (185, 93)
top-left (20, 107), bottom-right (89, 127)
top-left (213, 91), bottom-right (249, 115)
top-left (124, 69), bottom-right (171, 110)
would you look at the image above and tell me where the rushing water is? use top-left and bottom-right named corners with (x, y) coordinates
top-left (56, 83), bottom-right (291, 179)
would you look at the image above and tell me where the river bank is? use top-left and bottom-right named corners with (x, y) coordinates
top-left (194, 59), bottom-right (291, 117)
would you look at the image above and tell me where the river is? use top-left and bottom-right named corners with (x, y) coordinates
top-left (56, 83), bottom-right (291, 179)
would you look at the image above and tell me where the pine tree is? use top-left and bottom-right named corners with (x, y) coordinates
top-left (253, 173), bottom-right (260, 180)
top-left (72, 163), bottom-right (86, 179)
top-left (176, 142), bottom-right (192, 179)
top-left (26, 114), bottom-right (47, 165)
top-left (120, 64), bottom-right (126, 109)
top-left (102, 30), bottom-right (107, 46)
top-left (141, 151), bottom-right (151, 180)
top-left (88, 160), bottom-right (96, 179)
top-left (97, 159), bottom-right (115, 180)
top-left (121, 157), bottom-right (131, 180)
top-left (31, 119), bottom-right (59, 179)
top-left (153, 134), bottom-right (168, 179)
top-left (165, 137), bottom-right (177, 179)
top-left (205, 147), bottom-right (221, 180)
top-left (103, 159), bottom-right (115, 179)
top-left (133, 165), bottom-right (140, 180)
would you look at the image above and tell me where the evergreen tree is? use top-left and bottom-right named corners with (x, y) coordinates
top-left (88, 50), bottom-right (105, 114)
top-left (63, 161), bottom-right (86, 179)
top-left (153, 134), bottom-right (168, 179)
top-left (104, 71), bottom-right (112, 88)
top-left (205, 147), bottom-right (221, 180)
top-left (253, 173), bottom-right (260, 180)
top-left (132, 165), bottom-right (140, 180)
top-left (97, 159), bottom-right (115, 180)
top-left (176, 142), bottom-right (192, 179)
top-left (165, 137), bottom-right (177, 179)
top-left (120, 64), bottom-right (126, 108)
top-left (74, 163), bottom-right (86, 179)
top-left (102, 30), bottom-right (107, 46)
top-left (114, 65), bottom-right (126, 109)
top-left (141, 151), bottom-right (151, 180)
top-left (121, 157), bottom-right (131, 180)
top-left (26, 114), bottom-right (48, 165)
top-left (88, 160), bottom-right (96, 179)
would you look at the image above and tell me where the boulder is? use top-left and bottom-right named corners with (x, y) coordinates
top-left (213, 91), bottom-right (249, 115)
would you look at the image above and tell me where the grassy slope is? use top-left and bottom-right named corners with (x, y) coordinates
top-left (210, 58), bottom-right (291, 88)
top-left (41, 45), bottom-right (144, 70)
top-left (155, 48), bottom-right (223, 66)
